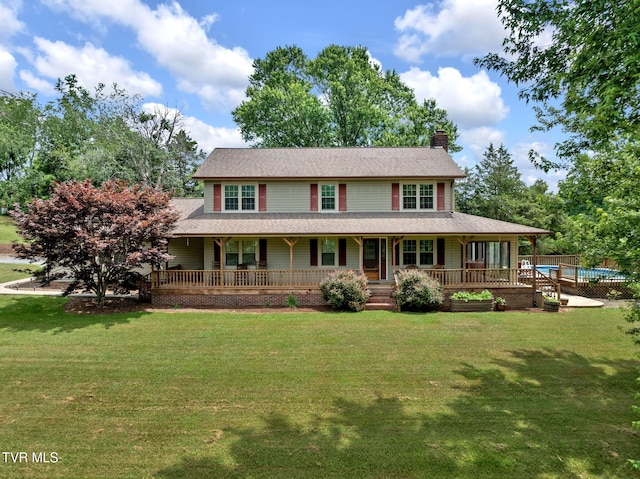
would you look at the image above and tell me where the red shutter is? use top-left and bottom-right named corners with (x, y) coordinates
top-left (339, 184), bottom-right (347, 211)
top-left (437, 182), bottom-right (445, 211)
top-left (310, 239), bottom-right (318, 266)
top-left (338, 238), bottom-right (347, 266)
top-left (437, 238), bottom-right (445, 266)
top-left (259, 184), bottom-right (267, 211)
top-left (310, 184), bottom-right (318, 211)
top-left (259, 238), bottom-right (267, 263)
top-left (391, 183), bottom-right (400, 210)
top-left (213, 184), bottom-right (221, 211)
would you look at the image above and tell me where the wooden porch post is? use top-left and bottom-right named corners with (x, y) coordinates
top-left (352, 237), bottom-right (363, 274)
top-left (527, 235), bottom-right (539, 307)
top-left (282, 237), bottom-right (298, 288)
top-left (457, 236), bottom-right (472, 284)
top-left (214, 237), bottom-right (230, 287)
top-left (391, 236), bottom-right (403, 272)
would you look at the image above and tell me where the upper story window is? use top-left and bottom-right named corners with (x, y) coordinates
top-left (224, 184), bottom-right (256, 211)
top-left (321, 184), bottom-right (336, 211)
top-left (402, 183), bottom-right (434, 210)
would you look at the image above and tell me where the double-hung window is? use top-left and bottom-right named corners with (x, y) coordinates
top-left (225, 240), bottom-right (257, 266)
top-left (403, 239), bottom-right (434, 266)
top-left (321, 239), bottom-right (336, 266)
top-left (402, 183), bottom-right (434, 210)
top-left (225, 185), bottom-right (256, 211)
top-left (321, 184), bottom-right (336, 211)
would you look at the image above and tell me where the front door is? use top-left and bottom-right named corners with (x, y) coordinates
top-left (363, 239), bottom-right (380, 281)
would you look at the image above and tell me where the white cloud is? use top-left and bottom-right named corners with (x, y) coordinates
top-left (459, 127), bottom-right (505, 161)
top-left (23, 37), bottom-right (163, 97)
top-left (401, 66), bottom-right (508, 129)
top-left (0, 1), bottom-right (25, 41)
top-left (0, 47), bottom-right (17, 91)
top-left (394, 0), bottom-right (505, 62)
top-left (18, 69), bottom-right (56, 95)
top-left (42, 0), bottom-right (253, 109)
top-left (142, 102), bottom-right (247, 153)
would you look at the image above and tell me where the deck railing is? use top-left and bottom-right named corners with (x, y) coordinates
top-left (151, 269), bottom-right (334, 289)
top-left (518, 255), bottom-right (580, 266)
top-left (152, 267), bottom-right (537, 290)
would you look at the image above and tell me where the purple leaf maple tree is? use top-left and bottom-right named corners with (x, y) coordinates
top-left (11, 180), bottom-right (180, 307)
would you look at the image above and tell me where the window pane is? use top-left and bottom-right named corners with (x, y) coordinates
top-left (242, 240), bottom-right (257, 265)
top-left (321, 185), bottom-right (335, 210)
top-left (420, 184), bottom-right (434, 209)
top-left (225, 241), bottom-right (239, 265)
top-left (403, 184), bottom-right (417, 209)
top-left (242, 185), bottom-right (255, 210)
top-left (225, 185), bottom-right (238, 210)
top-left (403, 240), bottom-right (416, 265)
top-left (321, 239), bottom-right (336, 265)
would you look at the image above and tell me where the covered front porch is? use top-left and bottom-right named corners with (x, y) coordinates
top-left (150, 234), bottom-right (552, 309)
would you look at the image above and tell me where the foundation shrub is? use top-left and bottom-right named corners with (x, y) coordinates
top-left (320, 270), bottom-right (370, 312)
top-left (394, 269), bottom-right (444, 312)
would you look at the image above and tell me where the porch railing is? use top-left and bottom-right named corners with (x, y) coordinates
top-left (151, 269), bottom-right (334, 289)
top-left (518, 255), bottom-right (580, 266)
top-left (152, 267), bottom-right (541, 290)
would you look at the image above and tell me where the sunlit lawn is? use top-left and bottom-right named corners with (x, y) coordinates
top-left (0, 295), bottom-right (638, 478)
top-left (0, 215), bottom-right (19, 243)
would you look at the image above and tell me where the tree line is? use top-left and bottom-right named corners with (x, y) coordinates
top-left (0, 74), bottom-right (205, 208)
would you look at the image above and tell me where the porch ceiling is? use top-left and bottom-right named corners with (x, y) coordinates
top-left (171, 199), bottom-right (549, 237)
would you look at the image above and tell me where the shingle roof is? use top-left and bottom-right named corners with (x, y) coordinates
top-left (193, 147), bottom-right (466, 180)
top-left (170, 199), bottom-right (549, 237)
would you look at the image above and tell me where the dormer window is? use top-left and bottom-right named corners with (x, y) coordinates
top-left (402, 183), bottom-right (434, 210)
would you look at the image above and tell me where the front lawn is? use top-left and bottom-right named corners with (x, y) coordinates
top-left (0, 296), bottom-right (638, 478)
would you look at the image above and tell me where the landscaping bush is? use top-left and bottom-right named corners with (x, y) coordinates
top-left (393, 269), bottom-right (444, 312)
top-left (320, 270), bottom-right (370, 311)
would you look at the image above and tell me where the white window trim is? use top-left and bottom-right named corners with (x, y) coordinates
top-left (319, 183), bottom-right (337, 212)
top-left (401, 238), bottom-right (436, 266)
top-left (401, 182), bottom-right (436, 211)
top-left (223, 183), bottom-right (258, 212)
top-left (319, 238), bottom-right (337, 267)
top-left (225, 239), bottom-right (259, 267)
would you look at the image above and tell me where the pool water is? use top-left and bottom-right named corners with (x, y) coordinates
top-left (534, 265), bottom-right (627, 281)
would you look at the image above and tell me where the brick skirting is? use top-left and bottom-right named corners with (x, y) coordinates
top-left (152, 289), bottom-right (326, 308)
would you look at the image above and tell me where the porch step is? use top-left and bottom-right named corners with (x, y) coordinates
top-left (365, 285), bottom-right (398, 311)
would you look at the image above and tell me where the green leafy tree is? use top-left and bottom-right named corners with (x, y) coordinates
top-left (11, 180), bottom-right (179, 308)
top-left (457, 143), bottom-right (525, 222)
top-left (0, 91), bottom-right (42, 207)
top-left (475, 0), bottom-right (640, 165)
top-left (233, 45), bottom-right (459, 149)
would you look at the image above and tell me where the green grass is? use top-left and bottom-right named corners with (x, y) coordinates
top-left (0, 263), bottom-right (42, 283)
top-left (0, 297), bottom-right (638, 478)
top-left (0, 215), bottom-right (19, 243)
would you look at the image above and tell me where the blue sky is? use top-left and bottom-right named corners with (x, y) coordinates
top-left (0, 0), bottom-right (566, 187)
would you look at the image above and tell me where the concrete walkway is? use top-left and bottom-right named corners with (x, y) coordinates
top-left (561, 293), bottom-right (604, 308)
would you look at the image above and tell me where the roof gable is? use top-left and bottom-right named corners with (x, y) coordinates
top-left (193, 147), bottom-right (465, 180)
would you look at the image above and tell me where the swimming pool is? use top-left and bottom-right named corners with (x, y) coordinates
top-left (534, 265), bottom-right (627, 282)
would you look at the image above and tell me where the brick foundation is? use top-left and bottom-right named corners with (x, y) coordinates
top-left (152, 289), bottom-right (326, 309)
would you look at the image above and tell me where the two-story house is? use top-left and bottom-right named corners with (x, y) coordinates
top-left (150, 134), bottom-right (549, 309)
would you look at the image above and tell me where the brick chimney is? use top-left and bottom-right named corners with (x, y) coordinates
top-left (430, 130), bottom-right (448, 152)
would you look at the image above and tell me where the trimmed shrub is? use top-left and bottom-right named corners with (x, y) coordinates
top-left (320, 270), bottom-right (370, 312)
top-left (393, 269), bottom-right (444, 312)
